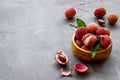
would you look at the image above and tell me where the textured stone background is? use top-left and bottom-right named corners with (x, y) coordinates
top-left (0, 0), bottom-right (120, 80)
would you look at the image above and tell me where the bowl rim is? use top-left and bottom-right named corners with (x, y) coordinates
top-left (72, 34), bottom-right (112, 54)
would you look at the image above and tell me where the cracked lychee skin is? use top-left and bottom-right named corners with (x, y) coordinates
top-left (75, 40), bottom-right (82, 47)
top-left (97, 19), bottom-right (105, 27)
top-left (87, 23), bottom-right (99, 34)
top-left (100, 35), bottom-right (112, 49)
top-left (107, 13), bottom-right (118, 25)
top-left (75, 27), bottom-right (87, 41)
top-left (65, 7), bottom-right (76, 19)
top-left (94, 7), bottom-right (106, 18)
top-left (82, 33), bottom-right (97, 47)
top-left (96, 27), bottom-right (110, 36)
top-left (81, 45), bottom-right (90, 51)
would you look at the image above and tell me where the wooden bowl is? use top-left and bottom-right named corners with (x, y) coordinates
top-left (71, 34), bottom-right (112, 63)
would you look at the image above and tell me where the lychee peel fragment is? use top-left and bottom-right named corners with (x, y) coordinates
top-left (74, 63), bottom-right (88, 73)
top-left (60, 66), bottom-right (72, 76)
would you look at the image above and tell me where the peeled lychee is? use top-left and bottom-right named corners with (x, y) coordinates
top-left (96, 27), bottom-right (110, 36)
top-left (82, 33), bottom-right (97, 47)
top-left (107, 13), bottom-right (118, 25)
top-left (87, 23), bottom-right (99, 34)
top-left (75, 40), bottom-right (82, 47)
top-left (94, 7), bottom-right (106, 18)
top-left (75, 27), bottom-right (87, 41)
top-left (65, 7), bottom-right (76, 19)
top-left (81, 45), bottom-right (90, 51)
top-left (100, 35), bottom-right (112, 49)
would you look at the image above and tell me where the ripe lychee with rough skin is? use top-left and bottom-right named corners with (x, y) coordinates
top-left (75, 40), bottom-right (82, 47)
top-left (82, 33), bottom-right (97, 47)
top-left (94, 7), bottom-right (106, 18)
top-left (65, 7), bottom-right (76, 19)
top-left (75, 27), bottom-right (87, 41)
top-left (100, 35), bottom-right (112, 49)
top-left (96, 27), bottom-right (110, 36)
top-left (87, 23), bottom-right (99, 34)
top-left (107, 13), bottom-right (118, 25)
top-left (81, 45), bottom-right (90, 51)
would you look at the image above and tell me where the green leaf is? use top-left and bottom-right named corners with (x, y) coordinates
top-left (69, 18), bottom-right (86, 30)
top-left (76, 18), bottom-right (86, 27)
top-left (90, 40), bottom-right (100, 57)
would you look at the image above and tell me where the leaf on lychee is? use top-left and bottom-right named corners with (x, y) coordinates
top-left (69, 18), bottom-right (86, 30)
top-left (76, 18), bottom-right (86, 27)
top-left (91, 40), bottom-right (100, 57)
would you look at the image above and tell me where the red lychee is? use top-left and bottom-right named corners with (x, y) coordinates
top-left (87, 23), bottom-right (99, 34)
top-left (65, 7), bottom-right (76, 19)
top-left (82, 33), bottom-right (97, 47)
top-left (75, 27), bottom-right (87, 41)
top-left (107, 13), bottom-right (118, 25)
top-left (100, 35), bottom-right (112, 49)
top-left (94, 7), bottom-right (106, 18)
top-left (81, 45), bottom-right (90, 51)
top-left (75, 40), bottom-right (82, 47)
top-left (96, 27), bottom-right (110, 36)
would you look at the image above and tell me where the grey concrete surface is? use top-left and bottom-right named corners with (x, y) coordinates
top-left (0, 0), bottom-right (120, 80)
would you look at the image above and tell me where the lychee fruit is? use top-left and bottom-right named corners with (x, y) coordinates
top-left (81, 45), bottom-right (90, 51)
top-left (94, 7), bottom-right (106, 18)
top-left (107, 13), bottom-right (118, 25)
top-left (75, 27), bottom-right (87, 41)
top-left (87, 23), bottom-right (99, 34)
top-left (75, 40), bottom-right (82, 47)
top-left (100, 35), bottom-right (112, 49)
top-left (65, 7), bottom-right (76, 19)
top-left (96, 27), bottom-right (110, 36)
top-left (82, 33), bottom-right (97, 47)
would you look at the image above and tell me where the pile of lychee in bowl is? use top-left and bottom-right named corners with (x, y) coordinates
top-left (71, 23), bottom-right (112, 63)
